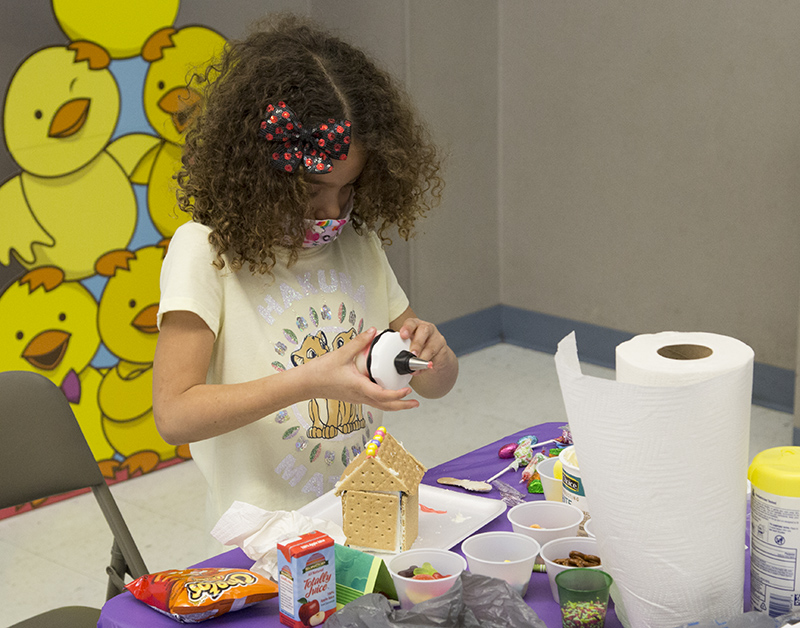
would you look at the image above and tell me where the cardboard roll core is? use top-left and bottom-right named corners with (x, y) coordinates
top-left (656, 344), bottom-right (713, 360)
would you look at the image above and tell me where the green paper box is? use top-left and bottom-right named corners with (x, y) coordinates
top-left (334, 543), bottom-right (398, 606)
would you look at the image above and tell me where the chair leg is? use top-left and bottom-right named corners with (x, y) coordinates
top-left (106, 538), bottom-right (128, 599)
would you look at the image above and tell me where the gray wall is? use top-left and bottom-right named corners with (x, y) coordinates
top-left (3, 0), bottom-right (798, 385)
top-left (314, 1), bottom-right (500, 325)
top-left (498, 1), bottom-right (800, 374)
top-left (333, 1), bottom-right (800, 378)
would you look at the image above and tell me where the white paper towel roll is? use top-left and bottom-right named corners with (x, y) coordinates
top-left (554, 331), bottom-right (753, 628)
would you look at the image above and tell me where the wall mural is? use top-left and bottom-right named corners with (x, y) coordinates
top-left (0, 0), bottom-right (226, 518)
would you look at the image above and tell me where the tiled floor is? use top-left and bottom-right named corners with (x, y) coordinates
top-left (0, 343), bottom-right (793, 626)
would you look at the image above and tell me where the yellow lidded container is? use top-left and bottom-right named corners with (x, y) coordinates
top-left (748, 447), bottom-right (800, 497)
top-left (748, 446), bottom-right (800, 616)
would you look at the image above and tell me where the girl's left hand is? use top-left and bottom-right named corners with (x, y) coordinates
top-left (390, 309), bottom-right (458, 399)
top-left (396, 317), bottom-right (449, 367)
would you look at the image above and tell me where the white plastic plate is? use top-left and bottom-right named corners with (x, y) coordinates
top-left (297, 484), bottom-right (507, 554)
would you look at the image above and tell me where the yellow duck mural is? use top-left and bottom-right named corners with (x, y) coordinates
top-left (0, 42), bottom-right (138, 283)
top-left (0, 271), bottom-right (115, 465)
top-left (130, 25), bottom-right (226, 237)
top-left (0, 0), bottom-right (228, 518)
top-left (53, 0), bottom-right (180, 60)
top-left (95, 243), bottom-right (191, 476)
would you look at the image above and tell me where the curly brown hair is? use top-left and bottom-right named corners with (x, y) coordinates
top-left (176, 13), bottom-right (444, 274)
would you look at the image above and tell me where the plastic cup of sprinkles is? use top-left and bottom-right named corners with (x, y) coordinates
top-left (555, 568), bottom-right (613, 628)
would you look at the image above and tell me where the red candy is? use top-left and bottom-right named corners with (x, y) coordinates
top-left (401, 563), bottom-right (450, 580)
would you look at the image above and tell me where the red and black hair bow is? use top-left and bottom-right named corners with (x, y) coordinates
top-left (259, 102), bottom-right (351, 173)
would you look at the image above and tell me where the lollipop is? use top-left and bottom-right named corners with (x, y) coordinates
top-left (532, 425), bottom-right (574, 451)
top-left (520, 451), bottom-right (548, 484)
top-left (486, 435), bottom-right (537, 483)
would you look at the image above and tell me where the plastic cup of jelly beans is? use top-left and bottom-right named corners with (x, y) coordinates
top-left (555, 568), bottom-right (613, 628)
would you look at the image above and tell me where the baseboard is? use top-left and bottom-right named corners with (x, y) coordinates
top-left (437, 305), bottom-right (504, 356)
top-left (438, 305), bottom-right (794, 414)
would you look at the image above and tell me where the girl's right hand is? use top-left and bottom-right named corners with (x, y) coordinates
top-left (306, 327), bottom-right (420, 412)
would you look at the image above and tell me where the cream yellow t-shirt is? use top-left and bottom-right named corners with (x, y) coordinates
top-left (158, 220), bottom-right (409, 531)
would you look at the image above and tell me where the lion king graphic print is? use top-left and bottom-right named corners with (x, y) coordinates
top-left (289, 328), bottom-right (366, 439)
top-left (257, 264), bottom-right (384, 495)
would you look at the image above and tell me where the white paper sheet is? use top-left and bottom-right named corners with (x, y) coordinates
top-left (210, 501), bottom-right (346, 580)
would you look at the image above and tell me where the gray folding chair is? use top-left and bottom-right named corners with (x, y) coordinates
top-left (0, 370), bottom-right (148, 627)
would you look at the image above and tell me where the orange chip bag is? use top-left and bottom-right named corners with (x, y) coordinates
top-left (126, 568), bottom-right (278, 623)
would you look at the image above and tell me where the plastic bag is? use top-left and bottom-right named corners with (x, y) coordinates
top-left (776, 611), bottom-right (800, 627)
top-left (325, 571), bottom-right (546, 628)
top-left (490, 480), bottom-right (527, 508)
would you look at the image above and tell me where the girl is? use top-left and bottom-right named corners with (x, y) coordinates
top-left (152, 14), bottom-right (458, 533)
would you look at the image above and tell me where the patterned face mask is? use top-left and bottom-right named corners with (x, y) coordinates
top-left (302, 192), bottom-right (354, 248)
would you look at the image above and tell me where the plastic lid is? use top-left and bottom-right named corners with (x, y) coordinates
top-left (559, 445), bottom-right (579, 470)
top-left (748, 447), bottom-right (800, 497)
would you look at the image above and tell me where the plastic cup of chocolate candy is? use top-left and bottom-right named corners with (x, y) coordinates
top-left (540, 536), bottom-right (602, 602)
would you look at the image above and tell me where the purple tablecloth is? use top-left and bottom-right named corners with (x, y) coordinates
top-left (99, 422), bottom-right (750, 627)
top-left (420, 423), bottom-right (623, 627)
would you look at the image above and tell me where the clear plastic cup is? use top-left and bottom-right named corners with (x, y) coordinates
top-left (536, 456), bottom-right (563, 501)
top-left (507, 500), bottom-right (584, 546)
top-left (540, 535), bottom-right (602, 602)
top-left (556, 568), bottom-right (613, 628)
top-left (461, 531), bottom-right (540, 596)
top-left (386, 548), bottom-right (466, 609)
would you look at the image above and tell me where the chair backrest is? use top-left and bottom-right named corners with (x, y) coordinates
top-left (0, 370), bottom-right (108, 507)
top-left (0, 370), bottom-right (148, 597)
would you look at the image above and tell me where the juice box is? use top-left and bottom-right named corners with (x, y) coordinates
top-left (277, 531), bottom-right (336, 627)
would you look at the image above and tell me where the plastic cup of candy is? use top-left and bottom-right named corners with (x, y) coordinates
top-left (461, 531), bottom-right (540, 597)
top-left (386, 548), bottom-right (466, 609)
top-left (540, 536), bottom-right (602, 602)
top-left (507, 500), bottom-right (584, 546)
top-left (556, 568), bottom-right (613, 628)
top-left (536, 456), bottom-right (563, 501)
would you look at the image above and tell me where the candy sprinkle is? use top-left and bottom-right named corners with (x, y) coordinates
top-left (561, 600), bottom-right (607, 628)
top-left (366, 427), bottom-right (386, 457)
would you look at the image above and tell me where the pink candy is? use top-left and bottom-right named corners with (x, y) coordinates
top-left (498, 443), bottom-right (518, 459)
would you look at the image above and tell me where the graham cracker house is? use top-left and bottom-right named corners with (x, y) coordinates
top-left (334, 428), bottom-right (426, 553)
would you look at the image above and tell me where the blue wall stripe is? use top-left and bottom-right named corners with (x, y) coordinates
top-left (438, 305), bottom-right (794, 414)
top-left (437, 305), bottom-right (503, 356)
